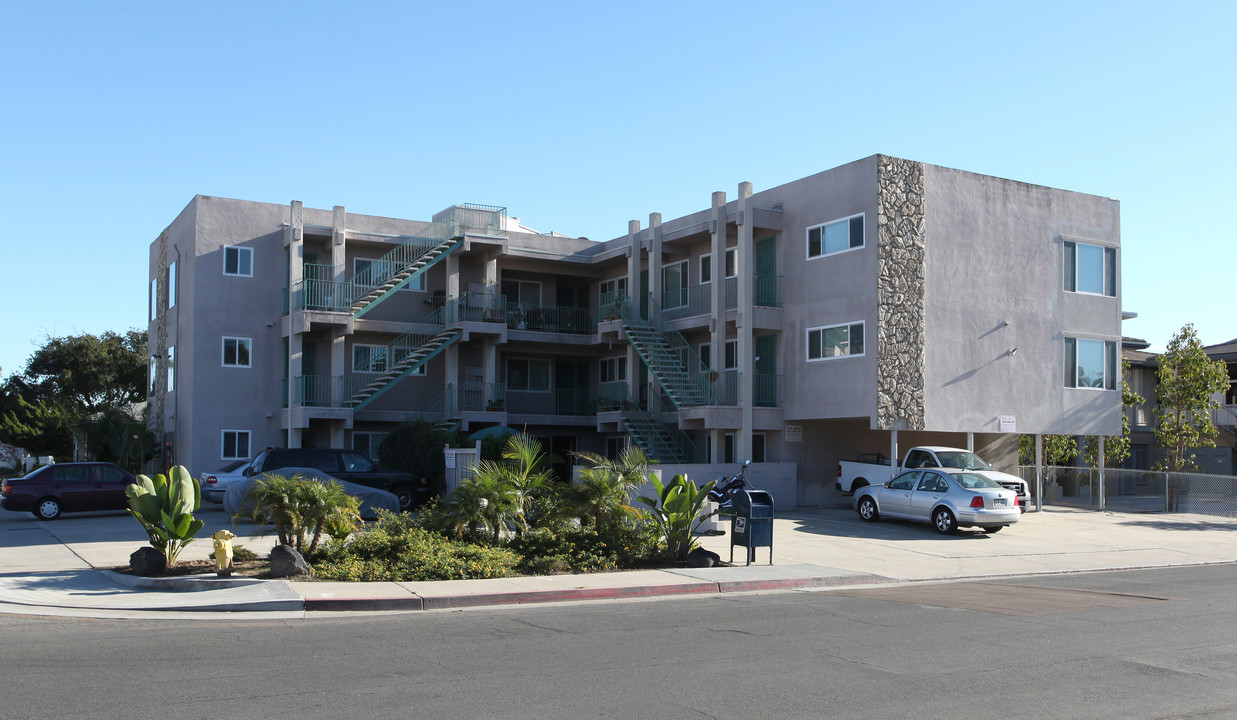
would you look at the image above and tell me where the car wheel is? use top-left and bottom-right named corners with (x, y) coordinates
top-left (857, 497), bottom-right (879, 522)
top-left (34, 497), bottom-right (62, 520)
top-left (932, 507), bottom-right (957, 535)
top-left (392, 485), bottom-right (415, 512)
top-left (982, 525), bottom-right (1002, 533)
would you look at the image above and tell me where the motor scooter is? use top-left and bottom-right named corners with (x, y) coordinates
top-left (706, 459), bottom-right (752, 510)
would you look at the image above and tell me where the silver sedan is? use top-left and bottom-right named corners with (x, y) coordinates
top-left (853, 469), bottom-right (1020, 534)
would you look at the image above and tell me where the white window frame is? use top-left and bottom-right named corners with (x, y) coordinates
top-left (599, 356), bottom-right (627, 384)
top-left (223, 246), bottom-right (253, 277)
top-left (600, 277), bottom-right (627, 300)
top-left (1063, 239), bottom-right (1116, 297)
top-left (807, 321), bottom-right (865, 361)
top-left (1065, 337), bottom-right (1118, 390)
top-left (507, 357), bottom-right (551, 392)
top-left (807, 213), bottom-right (865, 260)
top-left (352, 431), bottom-right (387, 460)
top-left (222, 336), bottom-right (252, 368)
top-left (150, 278), bottom-right (158, 321)
top-left (168, 261), bottom-right (177, 309)
top-left (167, 346), bottom-right (175, 393)
top-left (221, 429), bottom-right (251, 460)
top-left (354, 257), bottom-right (422, 292)
top-left (352, 344), bottom-right (388, 374)
top-left (501, 279), bottom-right (542, 306)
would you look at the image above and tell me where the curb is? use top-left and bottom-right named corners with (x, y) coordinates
top-left (104, 570), bottom-right (271, 592)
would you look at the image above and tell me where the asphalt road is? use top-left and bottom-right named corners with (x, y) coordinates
top-left (2, 564), bottom-right (1236, 719)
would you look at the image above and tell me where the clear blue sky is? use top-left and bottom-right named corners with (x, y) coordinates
top-left (2, 1), bottom-right (1233, 379)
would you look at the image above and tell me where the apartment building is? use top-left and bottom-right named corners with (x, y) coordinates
top-left (147, 154), bottom-right (1123, 507)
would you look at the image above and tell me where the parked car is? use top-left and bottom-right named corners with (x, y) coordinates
top-left (223, 467), bottom-right (400, 520)
top-left (1, 462), bottom-right (137, 520)
top-left (853, 468), bottom-right (1020, 534)
top-left (837, 445), bottom-right (1029, 511)
top-left (242, 448), bottom-right (430, 511)
top-left (200, 460), bottom-right (251, 504)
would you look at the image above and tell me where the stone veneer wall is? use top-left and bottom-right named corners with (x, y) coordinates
top-left (876, 156), bottom-right (926, 430)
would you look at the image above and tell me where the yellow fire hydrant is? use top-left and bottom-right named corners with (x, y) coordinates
top-left (212, 529), bottom-right (236, 576)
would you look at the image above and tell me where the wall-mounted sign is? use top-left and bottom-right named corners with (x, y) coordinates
top-left (999, 416), bottom-right (1016, 433)
top-left (784, 424), bottom-right (802, 442)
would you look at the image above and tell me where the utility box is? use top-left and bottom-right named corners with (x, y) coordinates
top-left (729, 490), bottom-right (774, 566)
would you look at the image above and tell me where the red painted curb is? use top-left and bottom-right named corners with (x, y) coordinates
top-left (421, 581), bottom-right (720, 610)
top-left (304, 596), bottom-right (425, 612)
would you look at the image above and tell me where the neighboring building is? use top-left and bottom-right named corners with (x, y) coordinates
top-left (1124, 337), bottom-right (1237, 474)
top-left (147, 155), bottom-right (1123, 507)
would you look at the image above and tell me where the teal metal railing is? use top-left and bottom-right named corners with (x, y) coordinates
top-left (504, 302), bottom-right (597, 335)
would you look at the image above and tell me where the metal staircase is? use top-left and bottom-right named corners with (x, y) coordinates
top-left (348, 238), bottom-right (461, 317)
top-left (601, 383), bottom-right (697, 464)
top-left (617, 296), bottom-right (710, 409)
top-left (349, 326), bottom-right (463, 412)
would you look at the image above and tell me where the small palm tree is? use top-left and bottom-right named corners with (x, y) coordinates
top-left (234, 473), bottom-right (362, 554)
top-left (569, 447), bottom-right (649, 529)
top-left (497, 433), bottom-right (554, 532)
top-left (448, 471), bottom-right (518, 543)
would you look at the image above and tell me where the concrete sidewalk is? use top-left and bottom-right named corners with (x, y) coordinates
top-left (3, 504), bottom-right (1237, 618)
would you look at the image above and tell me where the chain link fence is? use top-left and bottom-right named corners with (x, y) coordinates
top-left (1019, 465), bottom-right (1237, 517)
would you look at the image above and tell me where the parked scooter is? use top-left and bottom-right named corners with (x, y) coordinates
top-left (707, 460), bottom-right (752, 510)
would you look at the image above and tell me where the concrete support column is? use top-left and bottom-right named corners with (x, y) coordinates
top-left (737, 182), bottom-right (755, 463)
top-left (1035, 434), bottom-right (1043, 511)
top-left (709, 192), bottom-right (726, 373)
top-left (648, 213), bottom-right (662, 313)
top-left (447, 252), bottom-right (461, 301)
top-left (627, 220), bottom-right (642, 312)
top-left (287, 202), bottom-right (305, 450)
top-left (445, 343), bottom-right (459, 413)
top-left (1098, 436), bottom-right (1106, 511)
top-left (890, 430), bottom-right (900, 482)
top-left (332, 205), bottom-right (347, 281)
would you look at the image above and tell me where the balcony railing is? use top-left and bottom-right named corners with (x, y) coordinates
top-left (503, 302), bottom-right (597, 335)
top-left (503, 388), bottom-right (594, 415)
top-left (456, 382), bottom-right (507, 412)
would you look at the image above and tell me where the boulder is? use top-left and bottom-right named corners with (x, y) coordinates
top-left (129, 547), bottom-right (166, 575)
top-left (268, 544), bottom-right (312, 578)
top-left (686, 547), bottom-right (721, 568)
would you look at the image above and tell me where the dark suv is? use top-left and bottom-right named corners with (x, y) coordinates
top-left (1, 462), bottom-right (137, 520)
top-left (243, 448), bottom-right (429, 511)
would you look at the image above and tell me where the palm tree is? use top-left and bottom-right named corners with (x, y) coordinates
top-left (234, 473), bottom-right (362, 553)
top-left (448, 470), bottom-right (518, 543)
top-left (497, 433), bottom-right (554, 532)
top-left (569, 446), bottom-right (650, 528)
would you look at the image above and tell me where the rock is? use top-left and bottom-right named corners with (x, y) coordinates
top-left (686, 547), bottom-right (721, 568)
top-left (129, 547), bottom-right (166, 575)
top-left (269, 544), bottom-right (312, 578)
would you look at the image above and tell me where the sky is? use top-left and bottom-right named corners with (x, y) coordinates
top-left (1, 1), bottom-right (1234, 379)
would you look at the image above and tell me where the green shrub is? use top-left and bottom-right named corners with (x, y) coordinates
top-left (312, 510), bottom-right (518, 581)
top-left (505, 522), bottom-right (663, 575)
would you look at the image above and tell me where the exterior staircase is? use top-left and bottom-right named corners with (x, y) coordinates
top-left (618, 296), bottom-right (710, 409)
top-left (349, 327), bottom-right (462, 411)
top-left (348, 238), bottom-right (460, 317)
top-left (601, 382), bottom-right (697, 464)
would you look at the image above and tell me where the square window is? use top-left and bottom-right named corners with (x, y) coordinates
top-left (599, 356), bottom-right (627, 384)
top-left (807, 322), bottom-right (865, 361)
top-left (1064, 240), bottom-right (1116, 297)
top-left (1065, 337), bottom-right (1117, 390)
top-left (507, 358), bottom-right (550, 392)
top-left (807, 214), bottom-right (864, 259)
top-left (222, 337), bottom-right (252, 368)
top-left (221, 430), bottom-right (251, 460)
top-left (224, 246), bottom-right (253, 277)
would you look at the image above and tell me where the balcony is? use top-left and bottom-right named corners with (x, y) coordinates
top-left (660, 275), bottom-right (783, 321)
top-left (503, 302), bottom-right (597, 335)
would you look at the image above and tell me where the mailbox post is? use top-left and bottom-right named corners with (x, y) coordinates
top-left (729, 489), bottom-right (774, 566)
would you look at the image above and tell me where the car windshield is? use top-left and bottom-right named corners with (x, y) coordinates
top-left (216, 460), bottom-right (249, 473)
top-left (951, 472), bottom-right (1001, 489)
top-left (934, 451), bottom-right (992, 471)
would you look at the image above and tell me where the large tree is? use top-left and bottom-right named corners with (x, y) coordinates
top-left (22, 330), bottom-right (147, 414)
top-left (0, 330), bottom-right (147, 460)
top-left (1153, 324), bottom-right (1228, 511)
top-left (1083, 359), bottom-right (1144, 468)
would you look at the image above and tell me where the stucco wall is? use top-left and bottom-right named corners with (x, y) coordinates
top-left (920, 165), bottom-right (1122, 436)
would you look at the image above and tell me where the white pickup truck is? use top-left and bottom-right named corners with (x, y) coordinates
top-left (836, 446), bottom-right (1029, 511)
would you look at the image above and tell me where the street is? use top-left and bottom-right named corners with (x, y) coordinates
top-left (2, 564), bottom-right (1236, 719)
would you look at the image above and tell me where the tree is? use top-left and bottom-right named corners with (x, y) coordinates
top-left (1153, 324), bottom-right (1228, 510)
top-left (1083, 359), bottom-right (1144, 468)
top-left (567, 447), bottom-right (649, 529)
top-left (1018, 433), bottom-right (1078, 466)
top-left (22, 330), bottom-right (147, 415)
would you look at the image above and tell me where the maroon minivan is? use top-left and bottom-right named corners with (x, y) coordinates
top-left (1, 462), bottom-right (137, 520)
